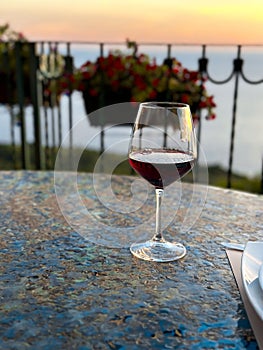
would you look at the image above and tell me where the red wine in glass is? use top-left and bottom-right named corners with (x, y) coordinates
top-left (129, 149), bottom-right (194, 189)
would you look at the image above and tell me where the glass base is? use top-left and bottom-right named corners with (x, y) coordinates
top-left (130, 240), bottom-right (186, 262)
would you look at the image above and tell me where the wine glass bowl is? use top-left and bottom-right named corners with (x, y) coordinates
top-left (128, 102), bottom-right (197, 262)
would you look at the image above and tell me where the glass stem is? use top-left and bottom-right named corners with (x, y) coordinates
top-left (153, 188), bottom-right (164, 242)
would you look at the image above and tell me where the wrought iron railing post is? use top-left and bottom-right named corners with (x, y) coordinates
top-left (40, 42), bottom-right (51, 169)
top-left (3, 43), bottom-right (17, 168)
top-left (227, 46), bottom-right (243, 189)
top-left (99, 42), bottom-right (105, 154)
top-left (66, 43), bottom-right (73, 149)
top-left (47, 42), bottom-right (57, 163)
top-left (15, 42), bottom-right (28, 169)
top-left (167, 44), bottom-right (172, 59)
top-left (197, 45), bottom-right (208, 162)
top-left (51, 42), bottom-right (63, 148)
top-left (29, 42), bottom-right (43, 169)
top-left (65, 42), bottom-right (74, 169)
top-left (192, 45), bottom-right (208, 182)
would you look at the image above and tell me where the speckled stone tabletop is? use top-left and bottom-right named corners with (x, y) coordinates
top-left (0, 171), bottom-right (262, 350)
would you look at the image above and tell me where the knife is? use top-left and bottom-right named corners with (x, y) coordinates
top-left (221, 242), bottom-right (245, 251)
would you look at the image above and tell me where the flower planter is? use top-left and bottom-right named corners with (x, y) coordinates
top-left (82, 87), bottom-right (137, 126)
top-left (0, 72), bottom-right (31, 105)
top-left (82, 86), bottom-right (204, 127)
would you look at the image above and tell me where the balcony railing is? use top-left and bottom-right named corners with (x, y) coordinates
top-left (0, 41), bottom-right (262, 193)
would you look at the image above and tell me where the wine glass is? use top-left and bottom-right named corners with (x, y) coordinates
top-left (128, 102), bottom-right (197, 262)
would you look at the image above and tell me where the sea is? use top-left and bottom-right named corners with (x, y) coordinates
top-left (0, 44), bottom-right (263, 177)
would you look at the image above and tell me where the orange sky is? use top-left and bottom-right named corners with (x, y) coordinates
top-left (1, 0), bottom-right (263, 44)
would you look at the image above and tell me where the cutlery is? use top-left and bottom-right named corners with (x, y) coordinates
top-left (221, 242), bottom-right (245, 251)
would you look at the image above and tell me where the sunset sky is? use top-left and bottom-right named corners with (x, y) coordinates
top-left (1, 0), bottom-right (263, 44)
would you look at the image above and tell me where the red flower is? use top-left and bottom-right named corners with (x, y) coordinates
top-left (81, 71), bottom-right (92, 80)
top-left (111, 80), bottom-right (120, 90)
top-left (77, 82), bottom-right (85, 91)
top-left (172, 67), bottom-right (180, 74)
top-left (134, 75), bottom-right (147, 90)
top-left (181, 94), bottom-right (190, 103)
top-left (89, 88), bottom-right (98, 96)
top-left (207, 96), bottom-right (216, 107)
top-left (199, 100), bottom-right (207, 109)
top-left (149, 90), bottom-right (157, 99)
top-left (152, 78), bottom-right (160, 88)
top-left (106, 68), bottom-right (115, 78)
top-left (206, 113), bottom-right (216, 120)
top-left (188, 71), bottom-right (199, 81)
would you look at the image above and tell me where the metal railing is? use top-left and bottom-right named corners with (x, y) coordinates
top-left (0, 41), bottom-right (262, 192)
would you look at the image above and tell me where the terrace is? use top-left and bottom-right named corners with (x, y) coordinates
top-left (1, 35), bottom-right (263, 348)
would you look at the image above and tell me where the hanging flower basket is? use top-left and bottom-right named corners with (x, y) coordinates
top-left (57, 41), bottom-right (216, 125)
top-left (0, 24), bottom-right (31, 105)
top-left (0, 23), bottom-right (72, 108)
top-left (82, 89), bottom-right (137, 126)
top-left (82, 84), bottom-right (131, 114)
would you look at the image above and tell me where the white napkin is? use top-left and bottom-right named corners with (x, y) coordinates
top-left (226, 249), bottom-right (263, 349)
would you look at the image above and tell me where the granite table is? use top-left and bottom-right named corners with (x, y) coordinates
top-left (0, 170), bottom-right (262, 349)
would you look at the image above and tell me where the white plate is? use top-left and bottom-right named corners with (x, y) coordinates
top-left (259, 263), bottom-right (263, 291)
top-left (241, 241), bottom-right (263, 321)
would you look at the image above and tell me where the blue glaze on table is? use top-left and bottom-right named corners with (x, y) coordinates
top-left (0, 171), bottom-right (262, 349)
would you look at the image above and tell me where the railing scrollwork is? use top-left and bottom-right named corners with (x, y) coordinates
top-left (198, 44), bottom-right (263, 189)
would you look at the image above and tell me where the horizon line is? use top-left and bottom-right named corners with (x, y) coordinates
top-left (5, 39), bottom-right (263, 47)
